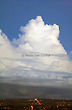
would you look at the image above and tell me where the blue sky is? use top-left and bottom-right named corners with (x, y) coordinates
top-left (0, 0), bottom-right (72, 53)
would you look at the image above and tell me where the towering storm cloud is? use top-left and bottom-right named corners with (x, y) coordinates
top-left (13, 16), bottom-right (72, 73)
top-left (0, 16), bottom-right (72, 86)
top-left (14, 16), bottom-right (66, 54)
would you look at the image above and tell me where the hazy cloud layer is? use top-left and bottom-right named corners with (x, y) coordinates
top-left (0, 16), bottom-right (72, 86)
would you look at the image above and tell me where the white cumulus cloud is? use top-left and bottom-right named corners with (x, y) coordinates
top-left (14, 16), bottom-right (66, 55)
top-left (0, 16), bottom-right (72, 86)
top-left (0, 30), bottom-right (24, 71)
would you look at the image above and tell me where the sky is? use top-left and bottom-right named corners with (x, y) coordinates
top-left (0, 0), bottom-right (72, 53)
top-left (0, 0), bottom-right (72, 92)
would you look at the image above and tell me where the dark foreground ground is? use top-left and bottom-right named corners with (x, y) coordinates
top-left (0, 99), bottom-right (72, 110)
